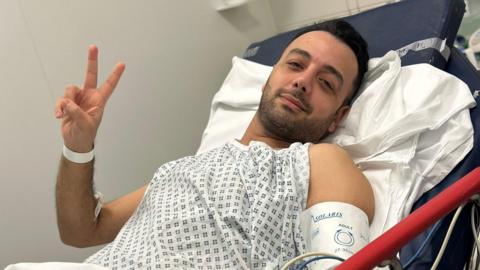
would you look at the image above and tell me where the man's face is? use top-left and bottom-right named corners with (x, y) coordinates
top-left (258, 31), bottom-right (358, 143)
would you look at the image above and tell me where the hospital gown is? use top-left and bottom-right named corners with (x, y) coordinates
top-left (85, 140), bottom-right (311, 269)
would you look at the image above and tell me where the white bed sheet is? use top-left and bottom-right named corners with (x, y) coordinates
top-left (197, 52), bottom-right (476, 240)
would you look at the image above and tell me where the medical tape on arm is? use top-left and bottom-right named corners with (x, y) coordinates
top-left (93, 191), bottom-right (104, 221)
top-left (300, 201), bottom-right (370, 270)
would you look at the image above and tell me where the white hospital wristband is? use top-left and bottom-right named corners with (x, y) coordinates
top-left (62, 144), bottom-right (94, 163)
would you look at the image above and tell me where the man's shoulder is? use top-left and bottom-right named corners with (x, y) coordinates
top-left (308, 143), bottom-right (350, 159)
top-left (307, 143), bottom-right (375, 223)
top-left (308, 143), bottom-right (357, 185)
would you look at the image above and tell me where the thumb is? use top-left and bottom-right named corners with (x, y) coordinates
top-left (86, 106), bottom-right (101, 115)
top-left (63, 99), bottom-right (89, 122)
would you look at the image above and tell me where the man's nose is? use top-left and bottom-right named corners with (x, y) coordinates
top-left (293, 76), bottom-right (309, 93)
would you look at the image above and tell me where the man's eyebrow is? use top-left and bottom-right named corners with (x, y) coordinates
top-left (286, 48), bottom-right (311, 60)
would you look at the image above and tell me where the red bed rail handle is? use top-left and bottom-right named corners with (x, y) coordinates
top-left (335, 167), bottom-right (480, 270)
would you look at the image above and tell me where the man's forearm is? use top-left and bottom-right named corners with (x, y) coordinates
top-left (56, 155), bottom-right (98, 247)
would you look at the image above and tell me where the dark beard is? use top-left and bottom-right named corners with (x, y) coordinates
top-left (258, 83), bottom-right (336, 144)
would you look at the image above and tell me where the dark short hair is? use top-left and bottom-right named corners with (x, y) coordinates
top-left (288, 19), bottom-right (369, 105)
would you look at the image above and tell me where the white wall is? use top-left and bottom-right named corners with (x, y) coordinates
top-left (0, 0), bottom-right (276, 267)
top-left (269, 0), bottom-right (395, 32)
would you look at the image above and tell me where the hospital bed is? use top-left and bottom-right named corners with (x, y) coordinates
top-left (241, 0), bottom-right (480, 269)
top-left (7, 1), bottom-right (478, 269)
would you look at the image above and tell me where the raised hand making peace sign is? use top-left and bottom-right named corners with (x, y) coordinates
top-left (55, 46), bottom-right (125, 153)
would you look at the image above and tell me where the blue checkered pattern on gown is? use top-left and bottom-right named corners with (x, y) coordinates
top-left (85, 140), bottom-right (311, 269)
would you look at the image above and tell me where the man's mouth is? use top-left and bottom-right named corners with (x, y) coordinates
top-left (279, 93), bottom-right (307, 112)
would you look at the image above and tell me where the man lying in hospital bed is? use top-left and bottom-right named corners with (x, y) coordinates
top-left (7, 19), bottom-right (475, 270)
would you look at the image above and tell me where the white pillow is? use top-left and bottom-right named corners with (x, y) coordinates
top-left (196, 57), bottom-right (269, 154)
top-left (197, 53), bottom-right (476, 241)
top-left (324, 51), bottom-right (475, 238)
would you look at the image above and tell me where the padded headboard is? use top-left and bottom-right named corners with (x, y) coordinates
top-left (243, 0), bottom-right (465, 69)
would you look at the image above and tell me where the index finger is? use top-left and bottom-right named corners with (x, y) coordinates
top-left (99, 62), bottom-right (126, 101)
top-left (83, 45), bottom-right (98, 90)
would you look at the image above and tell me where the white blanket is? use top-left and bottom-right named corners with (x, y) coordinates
top-left (197, 52), bottom-right (476, 240)
top-left (323, 51), bottom-right (476, 237)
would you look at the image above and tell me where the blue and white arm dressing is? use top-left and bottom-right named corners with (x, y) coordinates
top-left (299, 201), bottom-right (370, 270)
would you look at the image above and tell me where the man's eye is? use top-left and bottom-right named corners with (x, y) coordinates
top-left (319, 79), bottom-right (334, 91)
top-left (287, 62), bottom-right (302, 69)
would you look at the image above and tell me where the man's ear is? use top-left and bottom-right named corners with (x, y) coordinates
top-left (328, 105), bottom-right (350, 133)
